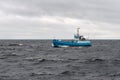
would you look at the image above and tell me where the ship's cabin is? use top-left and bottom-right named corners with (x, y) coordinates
top-left (74, 34), bottom-right (86, 41)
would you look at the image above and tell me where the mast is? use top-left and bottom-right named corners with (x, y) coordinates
top-left (74, 28), bottom-right (80, 40)
top-left (77, 28), bottom-right (80, 36)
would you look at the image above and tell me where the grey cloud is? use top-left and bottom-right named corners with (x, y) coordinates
top-left (0, 0), bottom-right (120, 39)
top-left (0, 0), bottom-right (120, 24)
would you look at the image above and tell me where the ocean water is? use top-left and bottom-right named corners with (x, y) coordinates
top-left (0, 40), bottom-right (120, 80)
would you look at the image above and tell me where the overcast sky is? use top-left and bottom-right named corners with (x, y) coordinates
top-left (0, 0), bottom-right (120, 39)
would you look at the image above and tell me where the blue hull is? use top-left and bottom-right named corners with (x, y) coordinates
top-left (52, 39), bottom-right (92, 47)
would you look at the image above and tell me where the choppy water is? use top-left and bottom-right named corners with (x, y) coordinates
top-left (0, 40), bottom-right (120, 80)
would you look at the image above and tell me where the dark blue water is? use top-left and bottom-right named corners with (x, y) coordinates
top-left (0, 40), bottom-right (120, 80)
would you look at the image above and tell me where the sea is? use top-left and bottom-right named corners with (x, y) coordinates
top-left (0, 40), bottom-right (120, 80)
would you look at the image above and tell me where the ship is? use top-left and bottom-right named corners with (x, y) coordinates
top-left (52, 28), bottom-right (92, 47)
